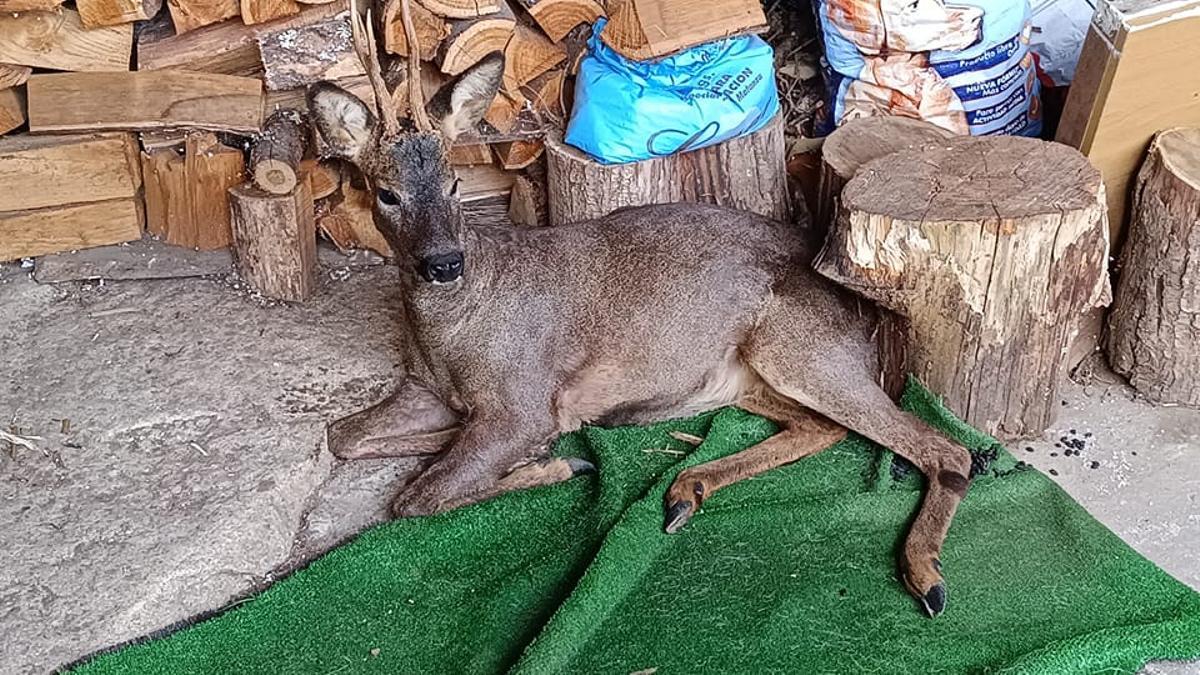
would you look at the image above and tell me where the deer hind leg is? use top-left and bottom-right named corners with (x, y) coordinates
top-left (743, 306), bottom-right (971, 617)
top-left (327, 379), bottom-right (461, 459)
top-left (433, 457), bottom-right (596, 513)
top-left (663, 392), bottom-right (847, 533)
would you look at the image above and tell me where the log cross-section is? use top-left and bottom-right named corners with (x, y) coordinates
top-left (815, 135), bottom-right (1111, 439)
top-left (1106, 128), bottom-right (1200, 405)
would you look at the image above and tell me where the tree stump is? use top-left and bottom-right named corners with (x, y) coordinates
top-left (816, 116), bottom-right (954, 233)
top-left (1106, 128), bottom-right (1200, 405)
top-left (815, 135), bottom-right (1111, 439)
top-left (544, 113), bottom-right (789, 226)
top-left (229, 175), bottom-right (316, 301)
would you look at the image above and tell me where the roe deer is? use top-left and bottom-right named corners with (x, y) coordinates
top-left (312, 0), bottom-right (973, 617)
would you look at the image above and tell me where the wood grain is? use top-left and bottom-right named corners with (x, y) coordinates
top-left (27, 71), bottom-right (263, 134)
top-left (229, 178), bottom-right (317, 301)
top-left (0, 132), bottom-right (142, 212)
top-left (421, 0), bottom-right (500, 19)
top-left (518, 0), bottom-right (601, 42)
top-left (0, 9), bottom-right (132, 72)
top-left (137, 15), bottom-right (263, 76)
top-left (436, 3), bottom-right (515, 76)
top-left (77, 0), bottom-right (163, 27)
top-left (241, 0), bottom-right (301, 25)
top-left (0, 86), bottom-right (24, 135)
top-left (142, 133), bottom-right (245, 250)
top-left (383, 0), bottom-right (449, 60)
top-left (0, 199), bottom-right (143, 261)
top-left (168, 0), bottom-right (241, 34)
top-left (601, 0), bottom-right (763, 59)
top-left (0, 64), bottom-right (32, 89)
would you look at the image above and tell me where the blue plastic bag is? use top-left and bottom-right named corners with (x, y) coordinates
top-left (565, 19), bottom-right (780, 165)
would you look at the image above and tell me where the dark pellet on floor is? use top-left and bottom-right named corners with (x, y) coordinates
top-left (1051, 452), bottom-right (1059, 457)
top-left (1026, 446), bottom-right (1034, 453)
top-left (1084, 432), bottom-right (1093, 438)
top-left (1090, 461), bottom-right (1100, 469)
top-left (1055, 443), bottom-right (1062, 448)
top-left (1049, 468), bottom-right (1059, 476)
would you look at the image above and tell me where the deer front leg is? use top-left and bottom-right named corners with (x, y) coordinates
top-left (328, 378), bottom-right (461, 459)
top-left (389, 410), bottom-right (563, 518)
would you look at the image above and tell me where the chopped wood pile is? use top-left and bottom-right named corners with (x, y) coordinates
top-left (0, 0), bottom-right (603, 293)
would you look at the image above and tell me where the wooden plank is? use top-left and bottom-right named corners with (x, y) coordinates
top-left (167, 0), bottom-right (241, 34)
top-left (241, 0), bottom-right (301, 25)
top-left (0, 9), bottom-right (132, 72)
top-left (0, 199), bottom-right (143, 262)
top-left (137, 14), bottom-right (263, 76)
top-left (0, 132), bottom-right (141, 212)
top-left (600, 0), bottom-right (763, 59)
top-left (27, 71), bottom-right (263, 134)
top-left (77, 0), bottom-right (163, 27)
top-left (0, 64), bottom-right (31, 89)
top-left (0, 86), bottom-right (24, 135)
top-left (255, 1), bottom-right (364, 91)
top-left (1056, 0), bottom-right (1200, 244)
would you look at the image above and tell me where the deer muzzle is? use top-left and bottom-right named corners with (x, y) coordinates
top-left (419, 251), bottom-right (465, 284)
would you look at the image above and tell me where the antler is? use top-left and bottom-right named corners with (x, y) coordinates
top-left (398, 0), bottom-right (435, 132)
top-left (349, 0), bottom-right (401, 136)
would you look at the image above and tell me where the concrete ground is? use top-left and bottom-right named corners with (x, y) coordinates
top-left (1, 248), bottom-right (1198, 674)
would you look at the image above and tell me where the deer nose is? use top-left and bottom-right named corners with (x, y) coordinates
top-left (419, 252), bottom-right (464, 283)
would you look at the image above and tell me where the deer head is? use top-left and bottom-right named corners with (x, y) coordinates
top-left (307, 0), bottom-right (504, 285)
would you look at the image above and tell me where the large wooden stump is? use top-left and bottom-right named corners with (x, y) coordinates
top-left (229, 175), bottom-right (316, 301)
top-left (1106, 128), bottom-right (1200, 405)
top-left (815, 116), bottom-right (954, 233)
top-left (815, 135), bottom-right (1111, 439)
top-left (544, 113), bottom-right (789, 225)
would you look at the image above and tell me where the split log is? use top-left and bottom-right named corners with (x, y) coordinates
top-left (520, 67), bottom-right (564, 123)
top-left (0, 132), bottom-right (142, 213)
top-left (448, 143), bottom-right (493, 166)
top-left (229, 177), bottom-right (317, 301)
top-left (503, 23), bottom-right (565, 93)
top-left (816, 115), bottom-right (954, 233)
top-left (814, 136), bottom-right (1111, 439)
top-left (545, 112), bottom-right (788, 225)
top-left (0, 199), bottom-right (143, 262)
top-left (493, 139), bottom-right (542, 169)
top-left (317, 180), bottom-right (394, 256)
top-left (167, 0), bottom-right (241, 33)
top-left (137, 15), bottom-right (263, 77)
top-left (0, 10), bottom-right (132, 72)
top-left (1106, 128), bottom-right (1200, 405)
top-left (436, 2), bottom-right (515, 76)
top-left (0, 87), bottom-right (24, 135)
top-left (242, 0), bottom-right (301, 24)
top-left (251, 109), bottom-right (308, 195)
top-left (302, 159), bottom-right (341, 198)
top-left (383, 0), bottom-right (449, 60)
top-left (255, 2), bottom-right (364, 90)
top-left (142, 133), bottom-right (246, 250)
top-left (515, 0), bottom-right (602, 42)
top-left (507, 173), bottom-right (546, 227)
top-left (483, 90), bottom-right (523, 133)
top-left (26, 71), bottom-right (263, 134)
top-left (421, 0), bottom-right (500, 19)
top-left (601, 0), bottom-right (763, 59)
top-left (78, 0), bottom-right (163, 27)
top-left (0, 64), bottom-right (31, 89)
top-left (266, 75), bottom-right (376, 116)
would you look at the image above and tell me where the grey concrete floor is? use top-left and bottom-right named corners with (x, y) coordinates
top-left (1, 253), bottom-right (1198, 674)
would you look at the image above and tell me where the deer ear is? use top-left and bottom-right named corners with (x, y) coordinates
top-left (306, 82), bottom-right (377, 162)
top-left (428, 52), bottom-right (505, 143)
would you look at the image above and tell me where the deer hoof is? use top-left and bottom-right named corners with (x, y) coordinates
top-left (918, 583), bottom-right (947, 618)
top-left (663, 499), bottom-right (695, 533)
top-left (563, 457), bottom-right (596, 476)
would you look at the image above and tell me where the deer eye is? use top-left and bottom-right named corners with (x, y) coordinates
top-left (377, 188), bottom-right (400, 206)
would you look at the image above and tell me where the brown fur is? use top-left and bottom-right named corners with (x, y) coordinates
top-left (309, 57), bottom-right (973, 616)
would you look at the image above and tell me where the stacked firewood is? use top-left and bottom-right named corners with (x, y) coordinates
top-left (0, 0), bottom-right (603, 296)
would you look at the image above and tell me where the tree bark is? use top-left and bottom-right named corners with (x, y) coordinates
top-left (1105, 128), bottom-right (1200, 405)
top-left (815, 135), bottom-right (1111, 439)
top-left (250, 108), bottom-right (308, 195)
top-left (544, 113), bottom-right (789, 225)
top-left (229, 176), bottom-right (316, 301)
